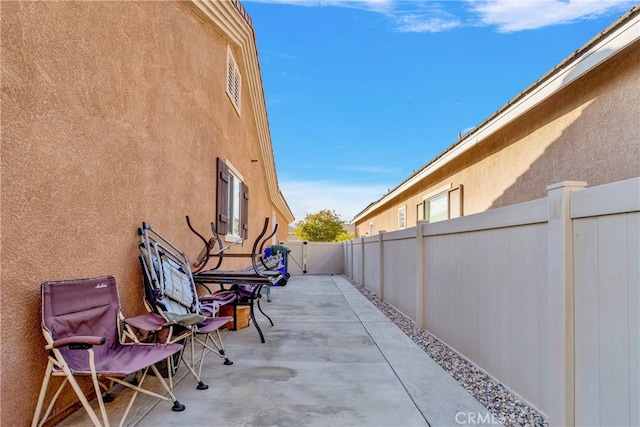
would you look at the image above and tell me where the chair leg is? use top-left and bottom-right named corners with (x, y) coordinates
top-left (106, 367), bottom-right (186, 414)
top-left (189, 334), bottom-right (208, 390)
top-left (196, 331), bottom-right (233, 365)
top-left (167, 354), bottom-right (174, 391)
top-left (91, 375), bottom-right (109, 426)
top-left (147, 365), bottom-right (186, 412)
top-left (214, 330), bottom-right (234, 365)
top-left (33, 351), bottom-right (104, 427)
top-left (36, 377), bottom-right (70, 427)
top-left (61, 362), bottom-right (104, 426)
top-left (118, 376), bottom-right (145, 427)
top-left (87, 349), bottom-right (110, 426)
top-left (32, 359), bottom-right (55, 427)
top-left (163, 334), bottom-right (208, 390)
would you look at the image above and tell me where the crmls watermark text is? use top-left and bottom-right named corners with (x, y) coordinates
top-left (455, 411), bottom-right (502, 425)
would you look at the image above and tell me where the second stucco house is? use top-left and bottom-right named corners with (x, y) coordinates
top-left (352, 6), bottom-right (639, 236)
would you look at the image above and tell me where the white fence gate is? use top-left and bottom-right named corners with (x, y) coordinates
top-left (284, 241), bottom-right (344, 276)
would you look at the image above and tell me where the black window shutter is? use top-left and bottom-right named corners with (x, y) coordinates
top-left (241, 183), bottom-right (249, 239)
top-left (216, 158), bottom-right (229, 235)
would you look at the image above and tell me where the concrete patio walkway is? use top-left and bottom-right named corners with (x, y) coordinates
top-left (59, 274), bottom-right (499, 426)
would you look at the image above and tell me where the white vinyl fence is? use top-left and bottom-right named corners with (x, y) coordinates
top-left (284, 241), bottom-right (344, 276)
top-left (345, 178), bottom-right (640, 425)
top-left (572, 181), bottom-right (639, 427)
top-left (289, 178), bottom-right (639, 427)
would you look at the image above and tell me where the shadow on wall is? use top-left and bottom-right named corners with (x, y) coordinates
top-left (489, 44), bottom-right (639, 210)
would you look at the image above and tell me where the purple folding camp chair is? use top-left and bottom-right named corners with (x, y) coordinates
top-left (32, 276), bottom-right (185, 427)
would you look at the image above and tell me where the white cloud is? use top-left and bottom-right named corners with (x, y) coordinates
top-left (279, 179), bottom-right (388, 223)
top-left (245, 0), bottom-right (636, 33)
top-left (467, 0), bottom-right (637, 32)
top-left (244, 0), bottom-right (458, 32)
top-left (394, 14), bottom-right (461, 32)
top-left (245, 0), bottom-right (393, 13)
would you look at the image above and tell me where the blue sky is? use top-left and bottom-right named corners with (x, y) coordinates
top-left (241, 0), bottom-right (637, 223)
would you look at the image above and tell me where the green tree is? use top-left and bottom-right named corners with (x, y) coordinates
top-left (293, 209), bottom-right (353, 242)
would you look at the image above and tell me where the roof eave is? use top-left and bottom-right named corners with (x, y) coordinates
top-left (187, 0), bottom-right (295, 224)
top-left (352, 6), bottom-right (640, 224)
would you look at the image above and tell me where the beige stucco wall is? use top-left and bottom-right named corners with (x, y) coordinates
top-left (1, 1), bottom-right (289, 424)
top-left (356, 39), bottom-right (640, 237)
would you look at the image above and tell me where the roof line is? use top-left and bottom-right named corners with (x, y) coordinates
top-left (188, 0), bottom-right (295, 223)
top-left (231, 0), bottom-right (253, 29)
top-left (351, 5), bottom-right (640, 224)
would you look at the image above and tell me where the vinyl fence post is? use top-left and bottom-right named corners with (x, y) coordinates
top-left (416, 221), bottom-right (426, 329)
top-left (349, 239), bottom-right (354, 279)
top-left (360, 237), bottom-right (366, 286)
top-left (378, 231), bottom-right (385, 301)
top-left (546, 181), bottom-right (586, 427)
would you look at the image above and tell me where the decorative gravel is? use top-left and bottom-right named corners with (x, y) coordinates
top-left (348, 278), bottom-right (548, 427)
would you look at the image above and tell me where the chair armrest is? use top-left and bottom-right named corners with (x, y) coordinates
top-left (48, 336), bottom-right (106, 350)
top-left (125, 312), bottom-right (175, 331)
top-left (199, 290), bottom-right (237, 304)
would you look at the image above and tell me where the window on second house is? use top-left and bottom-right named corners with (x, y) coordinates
top-left (424, 192), bottom-right (448, 223)
top-left (398, 206), bottom-right (406, 229)
top-left (421, 184), bottom-right (464, 224)
top-left (216, 158), bottom-right (248, 241)
top-left (226, 46), bottom-right (241, 115)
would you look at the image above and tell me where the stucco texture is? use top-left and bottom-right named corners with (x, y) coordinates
top-left (2, 1), bottom-right (289, 424)
top-left (356, 39), bottom-right (640, 236)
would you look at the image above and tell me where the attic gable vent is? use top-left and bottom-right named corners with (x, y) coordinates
top-left (226, 46), bottom-right (241, 115)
